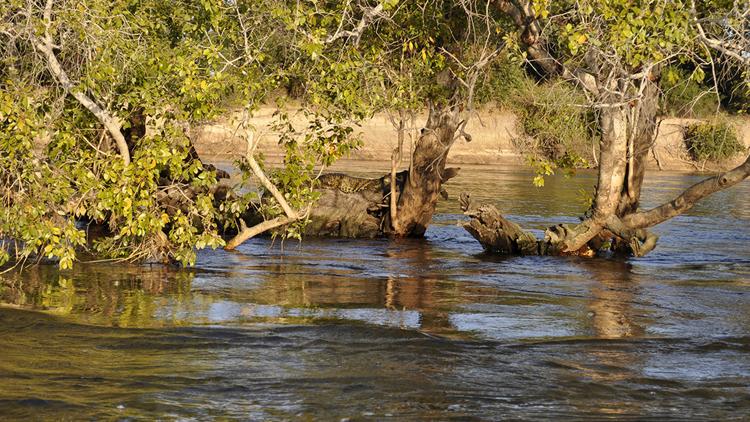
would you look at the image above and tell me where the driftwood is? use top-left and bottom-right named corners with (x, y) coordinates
top-left (463, 205), bottom-right (540, 255)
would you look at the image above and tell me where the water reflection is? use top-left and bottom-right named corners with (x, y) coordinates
top-left (579, 259), bottom-right (644, 339)
top-left (0, 265), bottom-right (194, 327)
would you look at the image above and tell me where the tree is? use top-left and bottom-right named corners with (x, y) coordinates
top-left (0, 0), bottom-right (261, 268)
top-left (230, 0), bottom-right (509, 245)
top-left (465, 0), bottom-right (750, 257)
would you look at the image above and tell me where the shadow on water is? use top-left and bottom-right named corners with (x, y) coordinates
top-left (1, 164), bottom-right (749, 419)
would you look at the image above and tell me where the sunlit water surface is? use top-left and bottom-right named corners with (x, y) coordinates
top-left (1, 163), bottom-right (749, 420)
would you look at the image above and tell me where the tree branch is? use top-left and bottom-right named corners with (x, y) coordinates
top-left (33, 0), bottom-right (130, 165)
top-left (691, 0), bottom-right (750, 66)
top-left (224, 216), bottom-right (294, 250)
top-left (495, 0), bottom-right (599, 95)
top-left (224, 123), bottom-right (301, 250)
top-left (622, 153), bottom-right (750, 229)
top-left (325, 3), bottom-right (384, 45)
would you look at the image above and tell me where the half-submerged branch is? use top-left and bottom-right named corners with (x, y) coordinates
top-left (463, 152), bottom-right (750, 258)
top-left (623, 154), bottom-right (750, 229)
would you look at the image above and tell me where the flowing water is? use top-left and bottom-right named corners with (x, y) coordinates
top-left (1, 163), bottom-right (749, 420)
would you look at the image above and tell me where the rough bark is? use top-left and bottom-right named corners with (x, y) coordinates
top-left (389, 113), bottom-right (406, 231)
top-left (617, 76), bottom-right (660, 217)
top-left (390, 103), bottom-right (462, 237)
top-left (548, 98), bottom-right (630, 254)
top-left (305, 188), bottom-right (384, 238)
top-left (292, 104), bottom-right (462, 241)
top-left (462, 199), bottom-right (539, 255)
top-left (465, 147), bottom-right (750, 259)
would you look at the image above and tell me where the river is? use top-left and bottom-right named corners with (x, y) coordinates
top-left (1, 163), bottom-right (749, 420)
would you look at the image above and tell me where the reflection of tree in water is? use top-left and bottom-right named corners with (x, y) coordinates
top-left (580, 259), bottom-right (645, 339)
top-left (569, 258), bottom-right (647, 417)
top-left (248, 240), bottom-right (469, 335)
top-left (0, 264), bottom-right (194, 327)
top-left (382, 242), bottom-right (456, 335)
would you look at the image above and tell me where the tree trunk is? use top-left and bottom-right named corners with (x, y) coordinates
top-left (464, 72), bottom-right (750, 258)
top-left (465, 74), bottom-right (670, 257)
top-left (541, 97), bottom-right (631, 255)
top-left (390, 102), bottom-right (462, 237)
top-left (616, 77), bottom-right (660, 217)
top-left (299, 103), bottom-right (462, 240)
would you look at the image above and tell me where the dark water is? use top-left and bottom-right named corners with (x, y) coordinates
top-left (1, 164), bottom-right (749, 420)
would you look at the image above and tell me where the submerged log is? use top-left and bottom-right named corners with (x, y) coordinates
top-left (305, 189), bottom-right (383, 238)
top-left (301, 168), bottom-right (456, 239)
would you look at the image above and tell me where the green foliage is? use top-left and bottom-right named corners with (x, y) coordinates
top-left (684, 119), bottom-right (745, 162)
top-left (261, 109), bottom-right (362, 241)
top-left (540, 0), bottom-right (693, 71)
top-left (82, 129), bottom-right (224, 266)
top-left (526, 156), bottom-right (555, 187)
top-left (0, 83), bottom-right (86, 270)
top-left (475, 56), bottom-right (529, 107)
top-left (513, 79), bottom-right (595, 169)
top-left (661, 66), bottom-right (719, 118)
top-left (0, 0), bottom-right (244, 269)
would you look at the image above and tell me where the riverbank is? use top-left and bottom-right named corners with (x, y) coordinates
top-left (194, 106), bottom-right (750, 174)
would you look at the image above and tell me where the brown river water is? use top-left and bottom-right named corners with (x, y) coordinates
top-left (1, 163), bottom-right (749, 420)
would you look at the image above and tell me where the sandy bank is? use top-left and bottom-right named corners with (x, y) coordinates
top-left (194, 106), bottom-right (750, 173)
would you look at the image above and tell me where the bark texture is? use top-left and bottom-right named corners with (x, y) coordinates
top-left (297, 103), bottom-right (463, 240)
top-left (390, 103), bottom-right (462, 237)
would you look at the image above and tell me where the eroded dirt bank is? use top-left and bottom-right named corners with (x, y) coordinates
top-left (193, 106), bottom-right (750, 172)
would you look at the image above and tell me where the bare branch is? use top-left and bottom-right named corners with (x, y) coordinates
top-left (242, 127), bottom-right (298, 220)
top-left (325, 3), bottom-right (384, 45)
top-left (691, 0), bottom-right (750, 66)
top-left (224, 117), bottom-right (302, 251)
top-left (33, 0), bottom-right (130, 165)
top-left (224, 216), bottom-right (295, 250)
top-left (622, 153), bottom-right (750, 229)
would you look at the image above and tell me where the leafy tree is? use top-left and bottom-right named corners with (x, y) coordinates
top-left (465, 0), bottom-right (750, 257)
top-left (0, 0), bottom-right (273, 268)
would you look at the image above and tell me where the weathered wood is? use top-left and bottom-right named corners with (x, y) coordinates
top-left (463, 204), bottom-right (539, 255)
top-left (391, 103), bottom-right (462, 237)
top-left (305, 188), bottom-right (383, 238)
